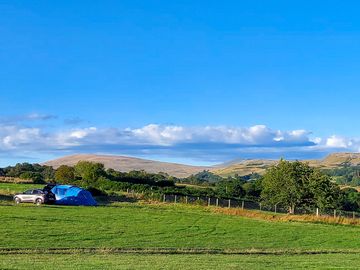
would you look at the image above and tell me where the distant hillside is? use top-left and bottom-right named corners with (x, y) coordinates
top-left (212, 159), bottom-right (277, 177)
top-left (43, 154), bottom-right (209, 178)
top-left (212, 153), bottom-right (360, 177)
top-left (43, 152), bottom-right (360, 179)
top-left (316, 153), bottom-right (360, 168)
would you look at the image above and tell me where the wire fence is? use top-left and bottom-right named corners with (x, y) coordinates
top-left (126, 191), bottom-right (360, 220)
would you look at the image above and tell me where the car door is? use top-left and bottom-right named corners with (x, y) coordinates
top-left (31, 190), bottom-right (42, 202)
top-left (21, 190), bottom-right (34, 202)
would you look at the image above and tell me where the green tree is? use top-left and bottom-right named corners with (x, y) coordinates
top-left (261, 159), bottom-right (340, 213)
top-left (242, 178), bottom-right (262, 199)
top-left (216, 177), bottom-right (246, 198)
top-left (55, 165), bottom-right (76, 184)
top-left (41, 166), bottom-right (55, 182)
top-left (341, 188), bottom-right (360, 211)
top-left (19, 171), bottom-right (44, 184)
top-left (74, 161), bottom-right (105, 184)
top-left (308, 169), bottom-right (341, 209)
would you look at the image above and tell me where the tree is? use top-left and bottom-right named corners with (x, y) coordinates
top-left (74, 161), bottom-right (105, 184)
top-left (242, 178), bottom-right (262, 199)
top-left (341, 188), bottom-right (360, 211)
top-left (55, 165), bottom-right (76, 184)
top-left (216, 177), bottom-right (246, 198)
top-left (261, 159), bottom-right (341, 213)
top-left (41, 166), bottom-right (55, 182)
top-left (19, 171), bottom-right (45, 184)
top-left (308, 169), bottom-right (341, 209)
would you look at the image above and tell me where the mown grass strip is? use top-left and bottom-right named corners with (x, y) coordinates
top-left (1, 247), bottom-right (360, 255)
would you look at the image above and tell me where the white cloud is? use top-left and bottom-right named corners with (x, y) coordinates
top-left (128, 124), bottom-right (313, 147)
top-left (0, 123), bottom-right (315, 151)
top-left (0, 126), bottom-right (43, 149)
top-left (1, 121), bottom-right (360, 163)
top-left (325, 135), bottom-right (349, 148)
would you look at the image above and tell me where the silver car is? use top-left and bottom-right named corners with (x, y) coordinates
top-left (14, 189), bottom-right (56, 205)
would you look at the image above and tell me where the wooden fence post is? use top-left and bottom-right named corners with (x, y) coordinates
top-left (316, 208), bottom-right (319, 217)
top-left (353, 211), bottom-right (355, 219)
top-left (208, 197), bottom-right (211, 206)
top-left (185, 196), bottom-right (188, 204)
top-left (333, 209), bottom-right (336, 218)
top-left (163, 194), bottom-right (166, 202)
top-left (274, 204), bottom-right (277, 214)
top-left (228, 199), bottom-right (231, 208)
top-left (259, 203), bottom-right (262, 211)
top-left (216, 198), bottom-right (219, 207)
top-left (241, 200), bottom-right (244, 210)
top-left (174, 195), bottom-right (177, 203)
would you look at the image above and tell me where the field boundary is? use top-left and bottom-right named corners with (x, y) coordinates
top-left (211, 207), bottom-right (360, 226)
top-left (1, 247), bottom-right (360, 255)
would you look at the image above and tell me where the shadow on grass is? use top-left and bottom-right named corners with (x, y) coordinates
top-left (0, 194), bottom-right (12, 201)
top-left (0, 194), bottom-right (14, 206)
top-left (95, 194), bottom-right (138, 206)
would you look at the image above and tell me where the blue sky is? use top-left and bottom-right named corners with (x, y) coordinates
top-left (1, 1), bottom-right (360, 166)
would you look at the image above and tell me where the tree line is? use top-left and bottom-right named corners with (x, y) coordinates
top-left (1, 159), bottom-right (360, 212)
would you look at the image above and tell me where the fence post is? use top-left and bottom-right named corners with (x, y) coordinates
top-left (197, 197), bottom-right (200, 202)
top-left (216, 198), bottom-right (219, 207)
top-left (174, 195), bottom-right (177, 203)
top-left (259, 203), bottom-right (262, 211)
top-left (316, 208), bottom-right (319, 217)
top-left (333, 209), bottom-right (336, 218)
top-left (274, 204), bottom-right (277, 214)
top-left (353, 211), bottom-right (355, 219)
top-left (228, 199), bottom-right (231, 208)
top-left (241, 200), bottom-right (244, 210)
top-left (185, 196), bottom-right (188, 204)
top-left (126, 188), bottom-right (129, 193)
top-left (208, 197), bottom-right (211, 206)
top-left (163, 194), bottom-right (166, 202)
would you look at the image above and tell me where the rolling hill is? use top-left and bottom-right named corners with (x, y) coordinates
top-left (43, 152), bottom-right (360, 178)
top-left (213, 153), bottom-right (360, 177)
top-left (43, 154), bottom-right (209, 178)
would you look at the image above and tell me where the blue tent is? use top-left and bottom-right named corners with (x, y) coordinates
top-left (51, 185), bottom-right (97, 206)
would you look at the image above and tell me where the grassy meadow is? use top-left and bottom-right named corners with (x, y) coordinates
top-left (1, 183), bottom-right (360, 269)
top-left (1, 253), bottom-right (360, 270)
top-left (0, 182), bottom-right (44, 194)
top-left (2, 203), bottom-right (360, 250)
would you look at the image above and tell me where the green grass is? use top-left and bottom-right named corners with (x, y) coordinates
top-left (2, 202), bottom-right (360, 268)
top-left (2, 203), bottom-right (360, 251)
top-left (1, 253), bottom-right (360, 270)
top-left (0, 182), bottom-right (44, 195)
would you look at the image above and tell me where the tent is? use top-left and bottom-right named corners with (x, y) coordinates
top-left (51, 185), bottom-right (97, 206)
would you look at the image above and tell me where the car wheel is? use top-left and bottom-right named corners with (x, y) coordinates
top-left (35, 198), bottom-right (43, 206)
top-left (14, 197), bottom-right (21, 204)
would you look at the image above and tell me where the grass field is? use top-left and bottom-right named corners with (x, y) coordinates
top-left (1, 202), bottom-right (360, 269)
top-left (0, 182), bottom-right (44, 195)
top-left (1, 253), bottom-right (360, 270)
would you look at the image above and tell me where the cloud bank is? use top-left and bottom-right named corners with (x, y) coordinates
top-left (1, 116), bottom-right (360, 165)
